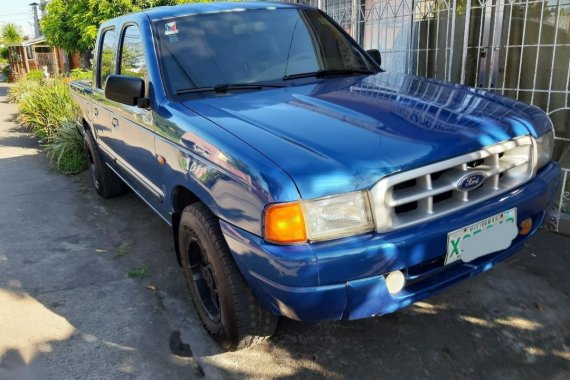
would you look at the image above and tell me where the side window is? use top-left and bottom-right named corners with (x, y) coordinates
top-left (98, 29), bottom-right (116, 89)
top-left (120, 25), bottom-right (147, 81)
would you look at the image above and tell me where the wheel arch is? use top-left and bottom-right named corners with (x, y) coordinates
top-left (80, 117), bottom-right (93, 135)
top-left (170, 185), bottom-right (204, 266)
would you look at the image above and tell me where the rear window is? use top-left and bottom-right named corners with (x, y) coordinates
top-left (98, 29), bottom-right (117, 89)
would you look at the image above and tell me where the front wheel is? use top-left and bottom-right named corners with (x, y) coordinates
top-left (179, 202), bottom-right (278, 350)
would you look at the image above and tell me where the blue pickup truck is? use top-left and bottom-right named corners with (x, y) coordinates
top-left (70, 2), bottom-right (560, 349)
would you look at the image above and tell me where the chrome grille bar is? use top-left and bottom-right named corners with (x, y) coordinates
top-left (370, 136), bottom-right (536, 233)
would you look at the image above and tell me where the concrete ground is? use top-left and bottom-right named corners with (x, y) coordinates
top-left (0, 82), bottom-right (569, 380)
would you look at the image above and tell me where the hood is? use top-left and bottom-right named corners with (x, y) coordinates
top-left (182, 72), bottom-right (551, 199)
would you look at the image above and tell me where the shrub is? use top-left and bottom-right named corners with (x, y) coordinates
top-left (26, 70), bottom-right (45, 81)
top-left (8, 79), bottom-right (42, 103)
top-left (45, 121), bottom-right (87, 175)
top-left (18, 79), bottom-right (80, 142)
top-left (69, 68), bottom-right (93, 81)
top-left (0, 47), bottom-right (8, 61)
top-left (10, 76), bottom-right (86, 175)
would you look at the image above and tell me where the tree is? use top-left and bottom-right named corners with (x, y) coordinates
top-left (41, 0), bottom-right (206, 54)
top-left (0, 47), bottom-right (8, 66)
top-left (1, 23), bottom-right (23, 45)
top-left (41, 0), bottom-right (94, 53)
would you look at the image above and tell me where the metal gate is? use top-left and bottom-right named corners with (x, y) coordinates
top-left (295, 0), bottom-right (570, 233)
top-left (459, 0), bottom-right (570, 232)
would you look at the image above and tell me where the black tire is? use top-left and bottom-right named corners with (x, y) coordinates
top-left (83, 129), bottom-right (125, 198)
top-left (179, 202), bottom-right (278, 350)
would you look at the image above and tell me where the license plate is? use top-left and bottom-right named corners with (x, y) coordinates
top-left (445, 208), bottom-right (518, 265)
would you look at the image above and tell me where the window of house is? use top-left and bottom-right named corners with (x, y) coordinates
top-left (34, 46), bottom-right (51, 54)
top-left (98, 29), bottom-right (116, 89)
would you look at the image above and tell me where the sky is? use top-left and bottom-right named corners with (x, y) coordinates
top-left (0, 0), bottom-right (40, 38)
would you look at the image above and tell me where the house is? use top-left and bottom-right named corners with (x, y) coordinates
top-left (7, 36), bottom-right (81, 82)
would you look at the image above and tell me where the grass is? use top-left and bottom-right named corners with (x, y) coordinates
top-left (8, 79), bottom-right (43, 103)
top-left (26, 70), bottom-right (45, 81)
top-left (17, 79), bottom-right (80, 143)
top-left (9, 76), bottom-right (87, 176)
top-left (115, 242), bottom-right (132, 257)
top-left (69, 68), bottom-right (93, 81)
top-left (45, 121), bottom-right (87, 175)
top-left (128, 266), bottom-right (149, 279)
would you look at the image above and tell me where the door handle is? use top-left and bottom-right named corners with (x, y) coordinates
top-left (94, 107), bottom-right (99, 117)
top-left (112, 118), bottom-right (119, 128)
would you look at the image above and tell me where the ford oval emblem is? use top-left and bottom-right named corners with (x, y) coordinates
top-left (457, 172), bottom-right (486, 191)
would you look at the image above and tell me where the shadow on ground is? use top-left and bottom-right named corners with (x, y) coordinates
top-left (5, 180), bottom-right (567, 380)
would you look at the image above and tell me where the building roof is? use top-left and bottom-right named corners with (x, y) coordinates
top-left (21, 36), bottom-right (47, 47)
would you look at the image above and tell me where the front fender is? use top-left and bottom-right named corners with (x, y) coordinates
top-left (154, 101), bottom-right (300, 237)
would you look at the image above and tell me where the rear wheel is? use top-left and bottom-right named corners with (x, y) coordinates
top-left (179, 202), bottom-right (278, 350)
top-left (83, 130), bottom-right (125, 198)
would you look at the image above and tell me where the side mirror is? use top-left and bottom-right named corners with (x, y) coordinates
top-left (366, 49), bottom-right (382, 67)
top-left (105, 75), bottom-right (145, 107)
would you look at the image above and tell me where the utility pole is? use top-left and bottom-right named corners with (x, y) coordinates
top-left (39, 0), bottom-right (47, 18)
top-left (29, 2), bottom-right (40, 38)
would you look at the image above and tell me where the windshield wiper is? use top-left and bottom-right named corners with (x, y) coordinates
top-left (282, 69), bottom-right (376, 81)
top-left (176, 83), bottom-right (285, 95)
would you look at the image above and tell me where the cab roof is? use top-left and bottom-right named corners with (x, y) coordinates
top-left (142, 2), bottom-right (311, 21)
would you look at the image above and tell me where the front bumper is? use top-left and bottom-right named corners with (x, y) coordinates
top-left (221, 162), bottom-right (561, 321)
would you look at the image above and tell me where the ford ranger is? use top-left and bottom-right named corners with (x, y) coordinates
top-left (70, 2), bottom-right (561, 350)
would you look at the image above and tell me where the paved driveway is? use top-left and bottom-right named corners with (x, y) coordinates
top-left (0, 83), bottom-right (569, 379)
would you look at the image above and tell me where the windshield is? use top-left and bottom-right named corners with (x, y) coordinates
top-left (153, 8), bottom-right (377, 95)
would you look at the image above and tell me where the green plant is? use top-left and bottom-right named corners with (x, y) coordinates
top-left (128, 266), bottom-right (149, 279)
top-left (115, 242), bottom-right (132, 257)
top-left (1, 23), bottom-right (23, 44)
top-left (69, 68), bottom-right (93, 80)
top-left (0, 47), bottom-right (8, 61)
top-left (2, 65), bottom-right (10, 80)
top-left (71, 69), bottom-right (92, 80)
top-left (18, 79), bottom-right (80, 142)
top-left (42, 0), bottom-right (190, 54)
top-left (8, 79), bottom-right (42, 103)
top-left (45, 121), bottom-right (87, 175)
top-left (26, 70), bottom-right (46, 81)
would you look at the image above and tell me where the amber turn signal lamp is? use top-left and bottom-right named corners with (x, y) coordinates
top-left (264, 202), bottom-right (307, 244)
top-left (519, 218), bottom-right (533, 236)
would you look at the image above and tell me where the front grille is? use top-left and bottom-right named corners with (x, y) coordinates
top-left (369, 136), bottom-right (536, 233)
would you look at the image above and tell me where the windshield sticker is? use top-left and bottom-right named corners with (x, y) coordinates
top-left (165, 22), bottom-right (179, 36)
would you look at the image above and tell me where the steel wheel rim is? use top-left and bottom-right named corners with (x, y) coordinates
top-left (186, 238), bottom-right (221, 322)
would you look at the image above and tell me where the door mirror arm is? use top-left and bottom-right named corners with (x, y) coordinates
top-left (137, 97), bottom-right (151, 109)
top-left (366, 49), bottom-right (382, 67)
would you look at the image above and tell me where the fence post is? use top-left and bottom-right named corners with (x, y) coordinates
top-left (448, 0), bottom-right (457, 81)
top-left (460, 0), bottom-right (471, 85)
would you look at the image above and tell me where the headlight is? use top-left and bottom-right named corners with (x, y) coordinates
top-left (303, 191), bottom-right (374, 242)
top-left (536, 131), bottom-right (554, 170)
top-left (264, 191), bottom-right (374, 244)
